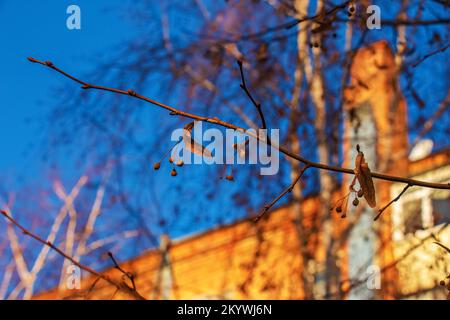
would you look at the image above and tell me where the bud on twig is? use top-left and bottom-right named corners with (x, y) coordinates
top-left (225, 175), bottom-right (234, 181)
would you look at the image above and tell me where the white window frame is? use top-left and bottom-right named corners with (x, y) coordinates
top-left (392, 164), bottom-right (450, 241)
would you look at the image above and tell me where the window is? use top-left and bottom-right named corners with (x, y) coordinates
top-left (403, 200), bottom-right (423, 235)
top-left (432, 196), bottom-right (450, 225)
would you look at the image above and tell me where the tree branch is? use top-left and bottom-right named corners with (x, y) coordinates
top-left (0, 209), bottom-right (146, 300)
top-left (27, 57), bottom-right (450, 191)
top-left (107, 252), bottom-right (136, 291)
top-left (374, 183), bottom-right (411, 221)
top-left (254, 165), bottom-right (310, 222)
top-left (412, 43), bottom-right (450, 68)
top-left (237, 60), bottom-right (268, 131)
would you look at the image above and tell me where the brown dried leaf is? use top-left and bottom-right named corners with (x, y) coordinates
top-left (355, 152), bottom-right (364, 169)
top-left (185, 140), bottom-right (213, 158)
top-left (183, 122), bottom-right (212, 158)
top-left (355, 151), bottom-right (376, 208)
top-left (358, 163), bottom-right (376, 208)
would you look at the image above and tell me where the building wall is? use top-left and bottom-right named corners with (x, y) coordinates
top-left (343, 40), bottom-right (409, 299)
top-left (34, 160), bottom-right (449, 300)
top-left (391, 164), bottom-right (450, 299)
top-left (35, 199), bottom-right (323, 300)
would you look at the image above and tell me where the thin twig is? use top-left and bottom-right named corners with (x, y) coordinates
top-left (27, 57), bottom-right (450, 191)
top-left (107, 252), bottom-right (136, 291)
top-left (412, 43), bottom-right (450, 67)
top-left (0, 209), bottom-right (146, 300)
top-left (434, 241), bottom-right (450, 254)
top-left (84, 277), bottom-right (101, 300)
top-left (410, 91), bottom-right (450, 149)
top-left (254, 165), bottom-right (310, 222)
top-left (374, 183), bottom-right (412, 221)
top-left (237, 60), bottom-right (268, 131)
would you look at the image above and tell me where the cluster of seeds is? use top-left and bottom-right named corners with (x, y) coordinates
top-left (331, 188), bottom-right (364, 219)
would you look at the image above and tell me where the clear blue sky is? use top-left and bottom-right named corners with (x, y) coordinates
top-left (0, 0), bottom-right (138, 180)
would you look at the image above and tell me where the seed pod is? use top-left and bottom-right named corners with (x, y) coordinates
top-left (355, 150), bottom-right (376, 208)
top-left (353, 198), bottom-right (359, 206)
top-left (153, 162), bottom-right (161, 170)
top-left (169, 157), bottom-right (174, 163)
top-left (334, 195), bottom-right (349, 217)
top-left (170, 169), bottom-right (177, 177)
top-left (439, 280), bottom-right (446, 286)
top-left (357, 189), bottom-right (364, 198)
top-left (225, 175), bottom-right (234, 181)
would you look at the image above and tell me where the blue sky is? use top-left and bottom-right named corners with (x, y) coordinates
top-left (0, 0), bottom-right (138, 179)
top-left (0, 0), bottom-right (239, 245)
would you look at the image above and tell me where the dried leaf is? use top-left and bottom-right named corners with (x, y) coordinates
top-left (355, 150), bottom-right (376, 208)
top-left (185, 140), bottom-right (213, 158)
top-left (183, 122), bottom-right (212, 158)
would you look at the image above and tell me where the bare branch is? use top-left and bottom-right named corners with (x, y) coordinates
top-left (411, 91), bottom-right (450, 149)
top-left (434, 241), bottom-right (450, 254)
top-left (0, 210), bottom-right (146, 300)
top-left (254, 165), bottom-right (310, 222)
top-left (374, 183), bottom-right (412, 221)
top-left (27, 57), bottom-right (450, 191)
top-left (107, 252), bottom-right (136, 291)
top-left (412, 42), bottom-right (450, 68)
top-left (237, 60), bottom-right (269, 131)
